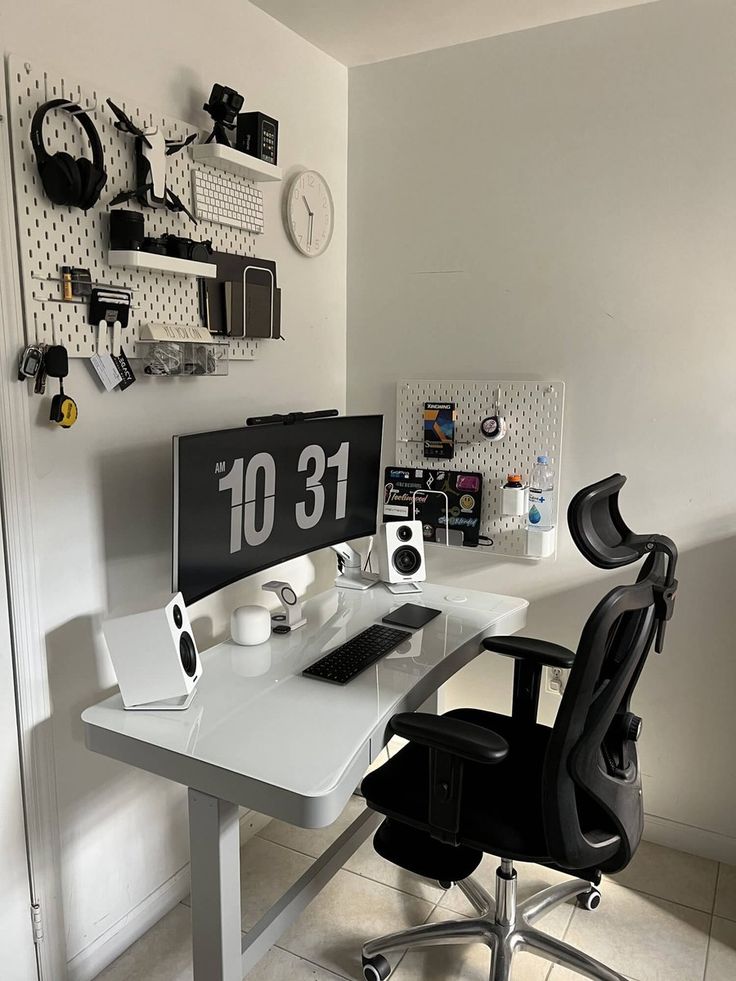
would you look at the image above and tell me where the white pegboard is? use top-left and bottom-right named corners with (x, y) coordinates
top-left (395, 380), bottom-right (565, 558)
top-left (7, 55), bottom-right (263, 360)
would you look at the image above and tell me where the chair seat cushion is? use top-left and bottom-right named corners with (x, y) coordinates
top-left (362, 709), bottom-right (554, 863)
top-left (374, 818), bottom-right (483, 883)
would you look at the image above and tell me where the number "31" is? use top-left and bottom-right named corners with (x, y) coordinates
top-left (219, 442), bottom-right (349, 553)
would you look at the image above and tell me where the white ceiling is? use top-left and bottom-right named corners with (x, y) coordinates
top-left (250, 0), bottom-right (660, 67)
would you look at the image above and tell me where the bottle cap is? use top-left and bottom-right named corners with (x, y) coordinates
top-left (537, 455), bottom-right (549, 464)
top-left (507, 473), bottom-right (522, 484)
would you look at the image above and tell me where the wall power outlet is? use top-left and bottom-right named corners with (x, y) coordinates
top-left (545, 666), bottom-right (567, 696)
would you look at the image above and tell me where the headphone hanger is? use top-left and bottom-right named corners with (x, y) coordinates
top-left (57, 98), bottom-right (98, 116)
top-left (31, 98), bottom-right (104, 156)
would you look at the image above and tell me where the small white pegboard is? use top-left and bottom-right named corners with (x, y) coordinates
top-left (395, 380), bottom-right (565, 558)
top-left (7, 55), bottom-right (263, 360)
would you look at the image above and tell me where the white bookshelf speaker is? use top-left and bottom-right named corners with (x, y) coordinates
top-left (102, 592), bottom-right (202, 711)
top-left (376, 520), bottom-right (427, 592)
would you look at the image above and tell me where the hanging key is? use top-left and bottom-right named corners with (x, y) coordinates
top-left (33, 344), bottom-right (48, 394)
top-left (45, 345), bottom-right (78, 429)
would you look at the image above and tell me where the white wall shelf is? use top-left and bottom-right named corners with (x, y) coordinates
top-left (190, 144), bottom-right (283, 182)
top-left (107, 250), bottom-right (218, 279)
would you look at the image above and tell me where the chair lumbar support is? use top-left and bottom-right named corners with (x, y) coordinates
top-left (361, 860), bottom-right (624, 981)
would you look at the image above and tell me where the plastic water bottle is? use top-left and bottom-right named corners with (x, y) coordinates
top-left (528, 455), bottom-right (555, 530)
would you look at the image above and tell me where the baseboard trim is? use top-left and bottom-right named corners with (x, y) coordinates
top-left (67, 809), bottom-right (272, 981)
top-left (67, 864), bottom-right (189, 981)
top-left (644, 812), bottom-right (736, 865)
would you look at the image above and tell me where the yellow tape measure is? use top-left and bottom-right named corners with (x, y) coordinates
top-left (50, 393), bottom-right (78, 428)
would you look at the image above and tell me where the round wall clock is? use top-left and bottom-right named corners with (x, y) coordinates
top-left (285, 170), bottom-right (334, 257)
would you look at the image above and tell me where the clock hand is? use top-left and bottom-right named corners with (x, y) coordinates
top-left (308, 213), bottom-right (314, 246)
top-left (302, 194), bottom-right (314, 217)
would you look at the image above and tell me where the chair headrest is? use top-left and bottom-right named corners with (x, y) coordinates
top-left (567, 474), bottom-right (644, 570)
top-left (568, 474), bottom-right (679, 652)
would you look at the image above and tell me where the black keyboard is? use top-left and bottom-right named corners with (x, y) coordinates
top-left (303, 624), bottom-right (412, 685)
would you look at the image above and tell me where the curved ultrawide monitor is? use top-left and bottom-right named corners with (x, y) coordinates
top-left (173, 415), bottom-right (383, 604)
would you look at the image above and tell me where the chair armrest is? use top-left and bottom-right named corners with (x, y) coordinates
top-left (483, 635), bottom-right (575, 669)
top-left (389, 713), bottom-right (509, 764)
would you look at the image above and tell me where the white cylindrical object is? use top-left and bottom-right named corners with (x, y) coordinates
top-left (526, 526), bottom-right (556, 558)
top-left (231, 605), bottom-right (272, 646)
top-left (502, 484), bottom-right (528, 516)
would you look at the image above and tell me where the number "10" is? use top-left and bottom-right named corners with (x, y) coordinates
top-left (219, 442), bottom-right (349, 553)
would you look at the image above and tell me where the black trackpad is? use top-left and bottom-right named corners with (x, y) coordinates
top-left (382, 604), bottom-right (441, 630)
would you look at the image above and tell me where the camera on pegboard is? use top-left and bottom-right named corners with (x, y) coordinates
top-left (203, 84), bottom-right (245, 146)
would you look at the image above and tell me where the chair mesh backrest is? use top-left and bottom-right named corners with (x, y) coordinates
top-left (541, 475), bottom-right (670, 874)
top-left (542, 576), bottom-right (659, 872)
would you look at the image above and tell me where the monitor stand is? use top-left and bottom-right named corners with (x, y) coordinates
top-left (331, 542), bottom-right (378, 591)
top-left (335, 571), bottom-right (379, 591)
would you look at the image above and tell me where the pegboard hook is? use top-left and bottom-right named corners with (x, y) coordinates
top-left (59, 98), bottom-right (98, 116)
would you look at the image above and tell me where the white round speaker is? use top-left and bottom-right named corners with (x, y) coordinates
top-left (231, 605), bottom-right (272, 646)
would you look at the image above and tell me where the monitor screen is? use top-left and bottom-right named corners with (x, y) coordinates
top-left (173, 415), bottom-right (383, 604)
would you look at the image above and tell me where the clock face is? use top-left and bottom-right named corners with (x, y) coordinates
top-left (285, 170), bottom-right (334, 257)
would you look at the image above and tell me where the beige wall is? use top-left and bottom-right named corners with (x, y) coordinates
top-left (348, 0), bottom-right (736, 860)
top-left (1, 0), bottom-right (347, 970)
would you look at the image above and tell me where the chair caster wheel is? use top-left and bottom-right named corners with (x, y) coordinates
top-left (577, 887), bottom-right (602, 911)
top-left (363, 953), bottom-right (392, 980)
top-left (437, 880), bottom-right (454, 889)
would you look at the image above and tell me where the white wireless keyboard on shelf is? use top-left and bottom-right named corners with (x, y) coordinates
top-left (192, 168), bottom-right (264, 234)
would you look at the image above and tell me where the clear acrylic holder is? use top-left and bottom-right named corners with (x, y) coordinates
top-left (139, 338), bottom-right (229, 377)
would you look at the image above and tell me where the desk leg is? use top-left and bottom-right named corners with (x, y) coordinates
top-left (188, 789), bottom-right (242, 981)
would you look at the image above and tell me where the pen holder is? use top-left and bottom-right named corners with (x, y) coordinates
top-left (502, 483), bottom-right (528, 516)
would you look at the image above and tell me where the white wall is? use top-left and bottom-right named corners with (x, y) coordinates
top-left (0, 0), bottom-right (347, 970)
top-left (348, 0), bottom-right (736, 860)
top-left (0, 523), bottom-right (36, 978)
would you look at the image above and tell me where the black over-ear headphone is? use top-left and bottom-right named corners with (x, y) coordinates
top-left (30, 99), bottom-right (107, 210)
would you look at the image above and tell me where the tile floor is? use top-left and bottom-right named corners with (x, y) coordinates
top-left (98, 797), bottom-right (736, 981)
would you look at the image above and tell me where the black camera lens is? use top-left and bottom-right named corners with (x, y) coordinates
top-left (393, 546), bottom-right (421, 577)
top-left (110, 209), bottom-right (145, 251)
top-left (172, 604), bottom-right (183, 629)
top-left (396, 525), bottom-right (413, 542)
top-left (189, 240), bottom-right (213, 262)
top-left (179, 632), bottom-right (197, 677)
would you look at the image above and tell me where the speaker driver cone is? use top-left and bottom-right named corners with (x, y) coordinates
top-left (392, 545), bottom-right (421, 576)
top-left (179, 632), bottom-right (198, 677)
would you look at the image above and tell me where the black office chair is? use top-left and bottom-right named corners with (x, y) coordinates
top-left (360, 474), bottom-right (678, 981)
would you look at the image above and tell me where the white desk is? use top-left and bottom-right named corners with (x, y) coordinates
top-left (83, 582), bottom-right (528, 980)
